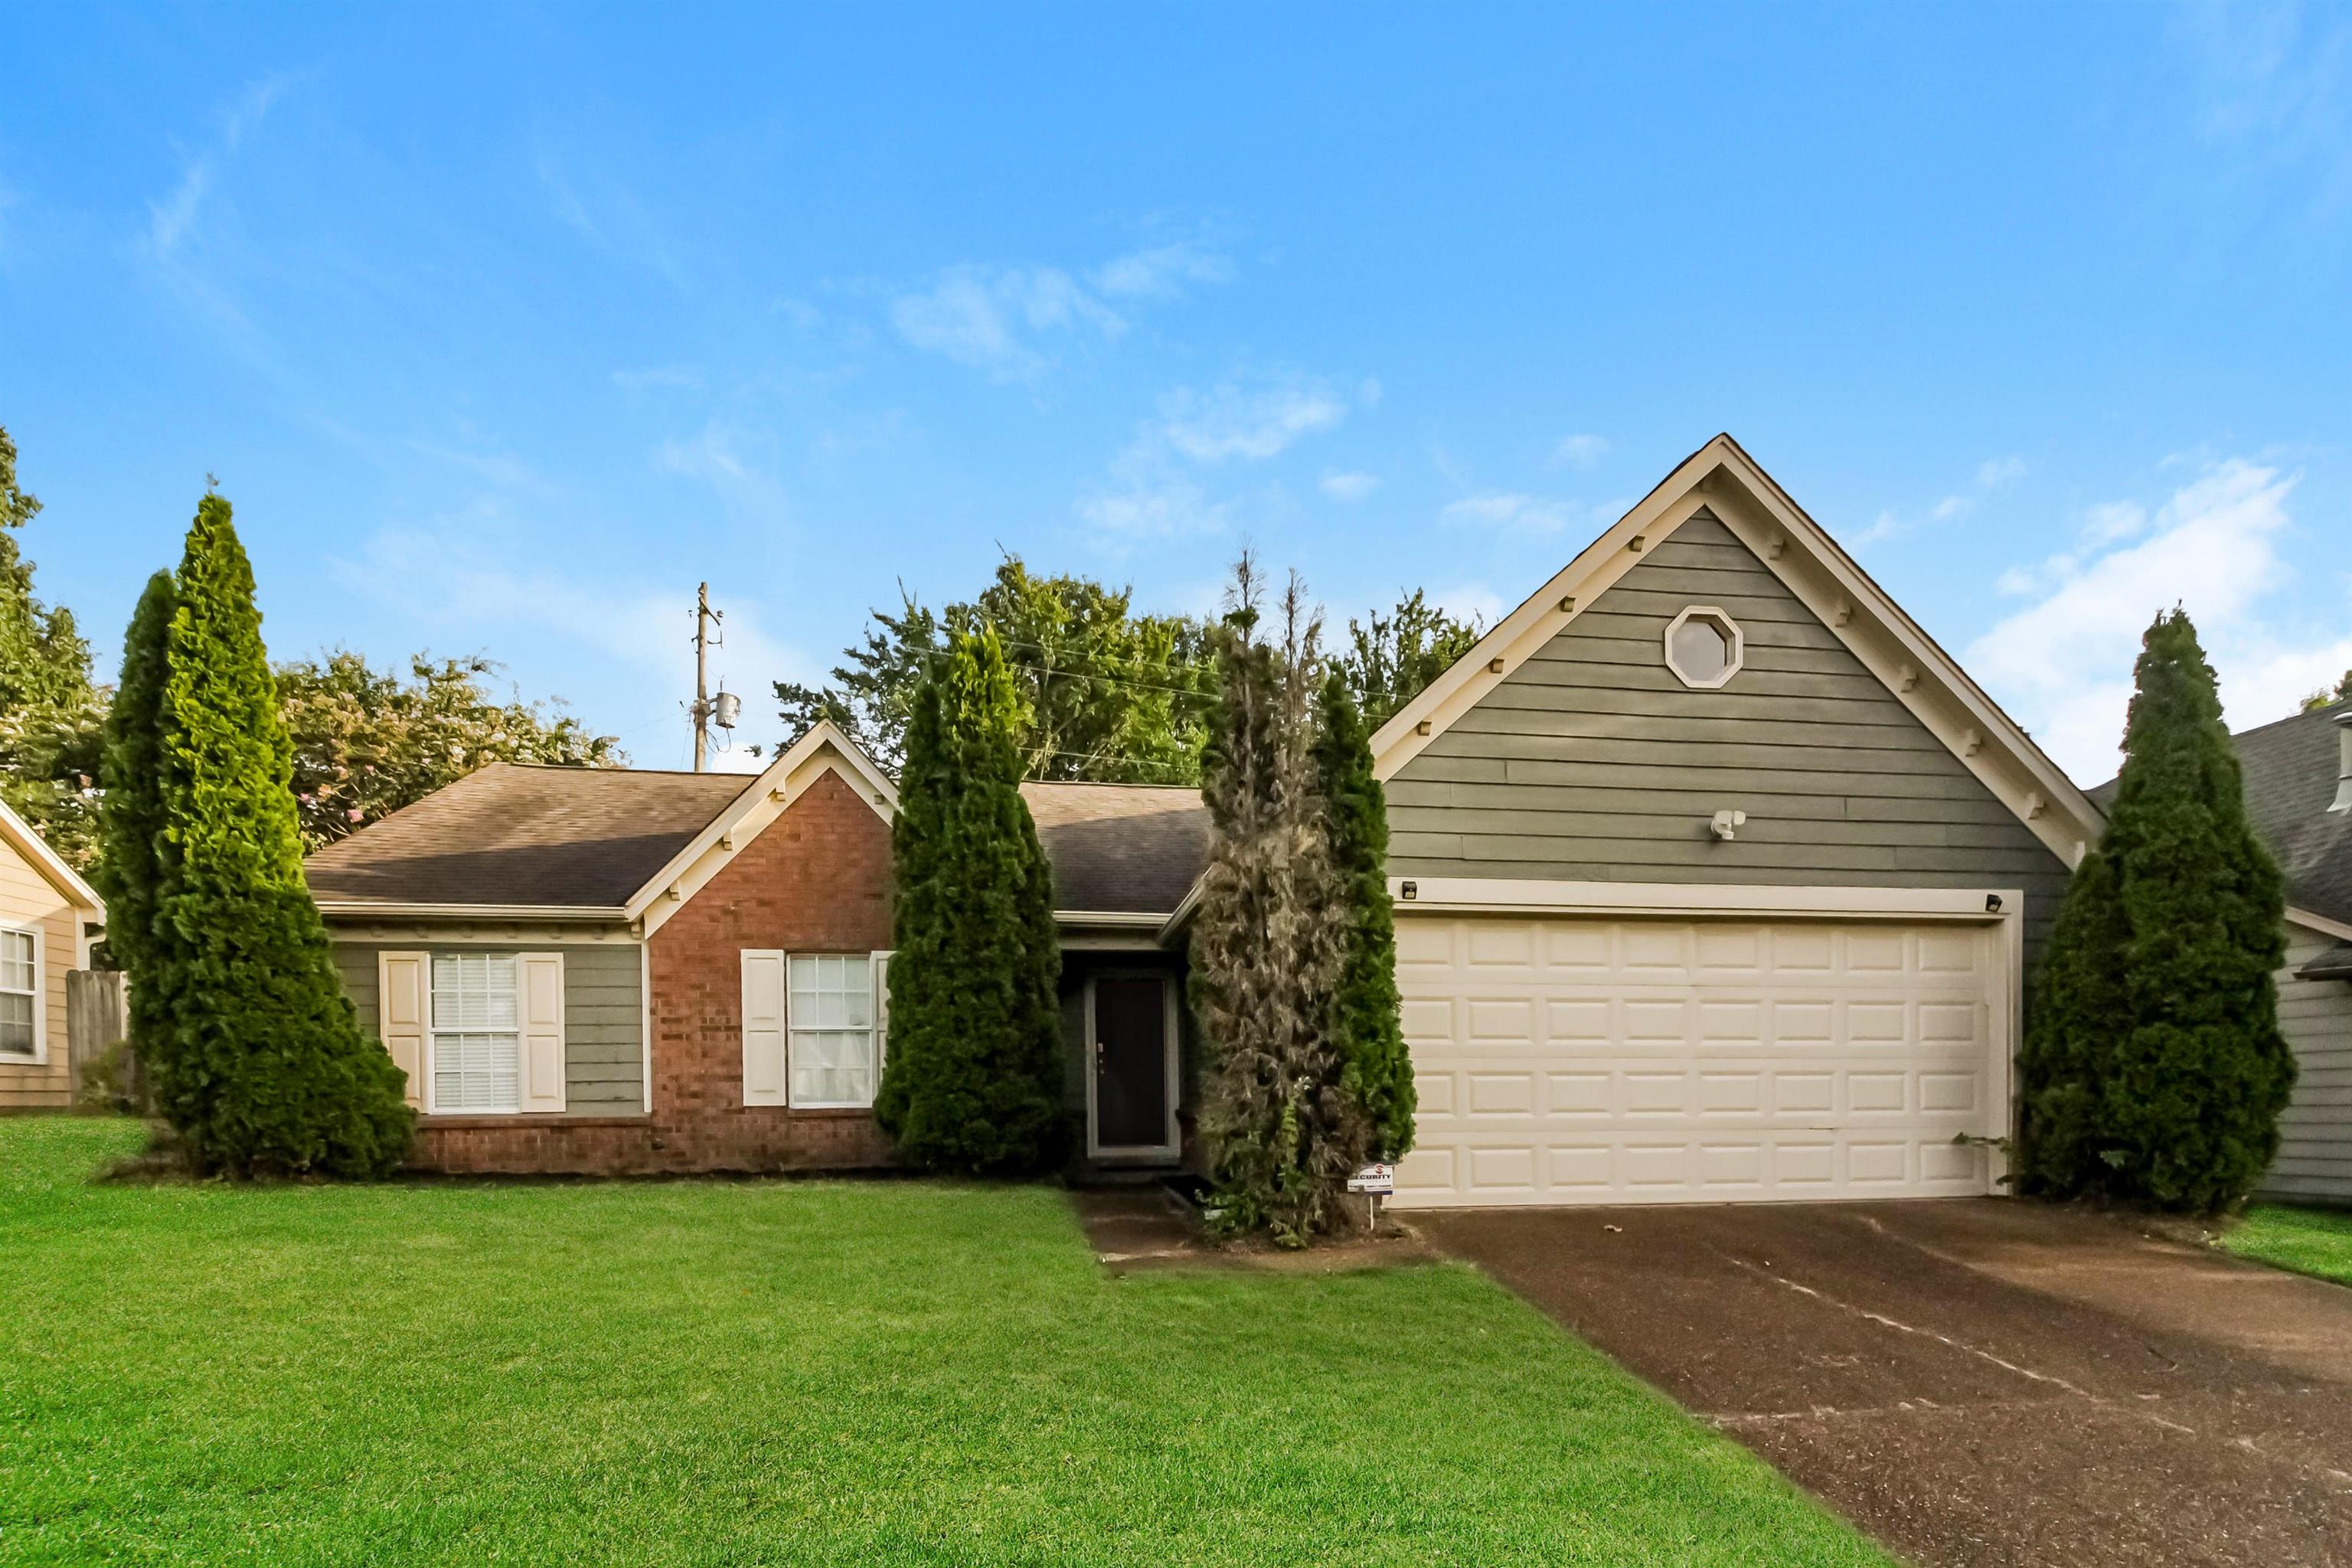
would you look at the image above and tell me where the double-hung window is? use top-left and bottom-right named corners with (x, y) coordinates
top-left (0, 926), bottom-right (38, 1058)
top-left (741, 950), bottom-right (888, 1109)
top-left (789, 953), bottom-right (882, 1107)
top-left (430, 953), bottom-right (521, 1112)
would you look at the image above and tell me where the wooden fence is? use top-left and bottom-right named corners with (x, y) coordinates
top-left (65, 968), bottom-right (130, 1105)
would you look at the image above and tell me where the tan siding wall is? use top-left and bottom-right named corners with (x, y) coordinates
top-left (0, 842), bottom-right (80, 1109)
top-left (2265, 923), bottom-right (2352, 1204)
top-left (332, 940), bottom-right (644, 1114)
top-left (1388, 512), bottom-right (2072, 967)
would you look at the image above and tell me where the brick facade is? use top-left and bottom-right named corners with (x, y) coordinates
top-left (408, 769), bottom-right (897, 1176)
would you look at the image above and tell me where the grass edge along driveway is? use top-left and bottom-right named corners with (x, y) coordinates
top-left (2227, 1204), bottom-right (2352, 1287)
top-left (0, 1116), bottom-right (1889, 1566)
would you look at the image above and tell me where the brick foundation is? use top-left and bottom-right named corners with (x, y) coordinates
top-left (405, 768), bottom-right (898, 1177)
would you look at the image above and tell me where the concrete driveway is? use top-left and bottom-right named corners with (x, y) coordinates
top-left (1418, 1200), bottom-right (2352, 1568)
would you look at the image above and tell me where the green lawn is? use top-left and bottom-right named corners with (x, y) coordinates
top-left (2226, 1204), bottom-right (2352, 1287)
top-left (0, 1118), bottom-right (1884, 1566)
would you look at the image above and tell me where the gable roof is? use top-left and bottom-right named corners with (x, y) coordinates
top-left (0, 799), bottom-right (103, 914)
top-left (309, 720), bottom-right (899, 922)
top-left (305, 763), bottom-right (751, 912)
top-left (1021, 782), bottom-right (1207, 919)
top-left (1370, 433), bottom-right (2105, 867)
top-left (2090, 698), bottom-right (2352, 933)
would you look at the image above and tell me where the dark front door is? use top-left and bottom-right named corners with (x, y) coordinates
top-left (1093, 975), bottom-right (1171, 1152)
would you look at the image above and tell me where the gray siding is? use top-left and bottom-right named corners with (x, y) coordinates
top-left (332, 940), bottom-right (644, 1114)
top-left (1388, 511), bottom-right (2072, 965)
top-left (2265, 923), bottom-right (2352, 1204)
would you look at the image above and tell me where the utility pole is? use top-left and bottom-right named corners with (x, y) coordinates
top-left (691, 581), bottom-right (722, 773)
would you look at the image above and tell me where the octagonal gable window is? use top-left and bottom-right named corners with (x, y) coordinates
top-left (1665, 606), bottom-right (1743, 690)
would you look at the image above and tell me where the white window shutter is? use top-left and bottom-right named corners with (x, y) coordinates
top-left (741, 949), bottom-right (788, 1107)
top-left (517, 953), bottom-right (567, 1112)
top-left (873, 951), bottom-right (892, 1073)
top-left (377, 952), bottom-right (428, 1110)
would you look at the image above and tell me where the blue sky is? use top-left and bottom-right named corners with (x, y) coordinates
top-left (3, 3), bottom-right (2347, 783)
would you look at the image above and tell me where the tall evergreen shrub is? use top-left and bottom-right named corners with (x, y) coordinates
top-left (874, 626), bottom-right (1067, 1173)
top-left (1191, 565), bottom-right (1367, 1243)
top-left (1312, 668), bottom-right (1413, 1162)
top-left (147, 495), bottom-right (410, 1177)
top-left (95, 572), bottom-right (179, 1079)
top-left (2017, 609), bottom-right (2293, 1212)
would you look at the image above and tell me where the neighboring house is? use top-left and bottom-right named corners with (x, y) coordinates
top-left (310, 434), bottom-right (2100, 1206)
top-left (2089, 701), bottom-right (2352, 1205)
top-left (0, 802), bottom-right (105, 1110)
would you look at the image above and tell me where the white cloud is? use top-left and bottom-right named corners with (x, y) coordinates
top-left (1859, 453), bottom-right (2030, 547)
top-left (1966, 457), bottom-right (2350, 784)
top-left (890, 264), bottom-right (1123, 381)
top-left (610, 365), bottom-right (703, 392)
top-left (2082, 499), bottom-right (2148, 544)
top-left (1428, 582), bottom-right (1504, 629)
top-left (1075, 479), bottom-right (1230, 542)
top-left (654, 421), bottom-right (791, 527)
top-left (146, 76), bottom-right (286, 259)
top-left (1439, 492), bottom-right (1598, 534)
top-left (1075, 368), bottom-right (1363, 544)
top-left (1090, 238), bottom-right (1233, 299)
top-left (1321, 471), bottom-right (1381, 502)
top-left (1550, 433), bottom-right (1610, 471)
top-left (1158, 375), bottom-right (1347, 463)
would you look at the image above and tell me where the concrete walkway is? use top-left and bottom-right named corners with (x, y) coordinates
top-left (1419, 1200), bottom-right (2352, 1568)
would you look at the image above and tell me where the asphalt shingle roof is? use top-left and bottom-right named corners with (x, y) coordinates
top-left (304, 765), bottom-right (1216, 920)
top-left (2089, 697), bottom-right (2352, 927)
top-left (304, 763), bottom-right (750, 910)
top-left (1019, 782), bottom-right (1208, 917)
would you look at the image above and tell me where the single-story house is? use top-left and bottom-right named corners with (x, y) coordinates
top-left (309, 433), bottom-right (2102, 1206)
top-left (0, 801), bottom-right (106, 1109)
top-left (2089, 700), bottom-right (2350, 1204)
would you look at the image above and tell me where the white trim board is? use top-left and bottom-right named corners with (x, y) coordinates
top-left (2286, 906), bottom-right (2352, 943)
top-left (1390, 877), bottom-right (2028, 924)
top-left (0, 799), bottom-right (103, 917)
top-left (1366, 433), bottom-right (2105, 871)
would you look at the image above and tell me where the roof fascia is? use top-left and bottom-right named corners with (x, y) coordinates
top-left (2287, 905), bottom-right (2352, 943)
top-left (315, 901), bottom-right (629, 922)
top-left (0, 799), bottom-right (103, 914)
top-left (626, 720), bottom-right (898, 931)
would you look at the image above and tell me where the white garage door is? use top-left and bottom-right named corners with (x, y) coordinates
top-left (1393, 913), bottom-right (2009, 1207)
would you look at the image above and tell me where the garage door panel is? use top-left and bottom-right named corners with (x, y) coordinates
top-left (1393, 912), bottom-right (2007, 1208)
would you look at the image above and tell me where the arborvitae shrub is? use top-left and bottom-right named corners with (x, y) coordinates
top-left (144, 495), bottom-right (411, 1177)
top-left (1312, 668), bottom-right (1413, 1163)
top-left (2017, 609), bottom-right (2292, 1213)
top-left (874, 626), bottom-right (1067, 1174)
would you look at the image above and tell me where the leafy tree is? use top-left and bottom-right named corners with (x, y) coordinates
top-left (0, 425), bottom-right (104, 865)
top-left (1340, 589), bottom-right (1483, 729)
top-left (95, 572), bottom-right (178, 1070)
top-left (2301, 671), bottom-right (2351, 713)
top-left (1314, 668), bottom-right (1414, 1162)
top-left (777, 554), bottom-right (1217, 782)
top-left (145, 493), bottom-right (411, 1177)
top-left (277, 648), bottom-right (622, 850)
top-left (2016, 609), bottom-right (2294, 1213)
top-left (1191, 558), bottom-right (1366, 1244)
top-left (874, 625), bottom-right (1067, 1174)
